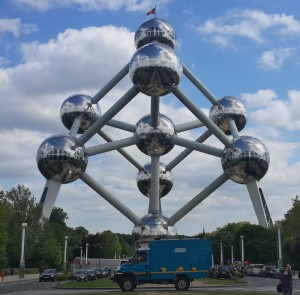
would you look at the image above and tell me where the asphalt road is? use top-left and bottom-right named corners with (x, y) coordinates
top-left (0, 276), bottom-right (299, 295)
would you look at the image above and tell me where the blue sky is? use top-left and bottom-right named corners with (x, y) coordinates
top-left (1, 0), bottom-right (300, 237)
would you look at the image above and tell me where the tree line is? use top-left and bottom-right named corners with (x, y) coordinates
top-left (0, 185), bottom-right (299, 271)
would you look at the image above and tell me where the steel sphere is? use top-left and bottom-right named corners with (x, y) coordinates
top-left (135, 114), bottom-right (176, 156)
top-left (137, 162), bottom-right (174, 198)
top-left (209, 96), bottom-right (248, 135)
top-left (60, 94), bottom-right (101, 134)
top-left (129, 42), bottom-right (183, 96)
top-left (221, 136), bottom-right (270, 184)
top-left (135, 18), bottom-right (176, 49)
top-left (132, 213), bottom-right (177, 240)
top-left (36, 134), bottom-right (88, 183)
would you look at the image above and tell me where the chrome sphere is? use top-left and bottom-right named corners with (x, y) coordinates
top-left (137, 162), bottom-right (174, 198)
top-left (222, 136), bottom-right (270, 184)
top-left (129, 42), bottom-right (183, 96)
top-left (135, 18), bottom-right (176, 49)
top-left (209, 96), bottom-right (248, 135)
top-left (135, 114), bottom-right (176, 156)
top-left (60, 94), bottom-right (101, 134)
top-left (132, 213), bottom-right (177, 240)
top-left (36, 134), bottom-right (88, 183)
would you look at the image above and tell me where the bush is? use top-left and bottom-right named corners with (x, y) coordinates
top-left (67, 273), bottom-right (77, 281)
top-left (236, 271), bottom-right (245, 278)
top-left (56, 273), bottom-right (67, 281)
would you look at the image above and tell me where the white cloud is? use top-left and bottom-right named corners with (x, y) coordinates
top-left (0, 18), bottom-right (37, 38)
top-left (12, 0), bottom-right (170, 12)
top-left (242, 89), bottom-right (277, 108)
top-left (194, 9), bottom-right (300, 47)
top-left (258, 48), bottom-right (293, 70)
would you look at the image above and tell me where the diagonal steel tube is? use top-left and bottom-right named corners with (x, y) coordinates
top-left (79, 171), bottom-right (141, 225)
top-left (168, 172), bottom-right (229, 225)
top-left (77, 86), bottom-right (140, 146)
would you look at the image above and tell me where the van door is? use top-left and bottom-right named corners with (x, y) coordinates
top-left (129, 251), bottom-right (150, 282)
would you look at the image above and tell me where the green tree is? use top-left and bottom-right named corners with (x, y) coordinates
top-left (99, 230), bottom-right (121, 258)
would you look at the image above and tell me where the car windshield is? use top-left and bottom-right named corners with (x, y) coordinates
top-left (43, 269), bottom-right (56, 273)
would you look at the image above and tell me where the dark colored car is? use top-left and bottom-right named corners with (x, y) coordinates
top-left (206, 266), bottom-right (217, 278)
top-left (87, 269), bottom-right (97, 280)
top-left (212, 266), bottom-right (231, 279)
top-left (92, 268), bottom-right (103, 279)
top-left (269, 268), bottom-right (281, 279)
top-left (39, 269), bottom-right (58, 282)
top-left (259, 266), bottom-right (275, 278)
top-left (72, 269), bottom-right (88, 282)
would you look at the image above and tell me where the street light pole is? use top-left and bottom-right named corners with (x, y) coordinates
top-left (240, 235), bottom-right (244, 265)
top-left (276, 222), bottom-right (282, 267)
top-left (231, 245), bottom-right (234, 265)
top-left (80, 246), bottom-right (83, 269)
top-left (85, 243), bottom-right (89, 269)
top-left (220, 242), bottom-right (223, 266)
top-left (19, 223), bottom-right (27, 278)
top-left (63, 236), bottom-right (68, 272)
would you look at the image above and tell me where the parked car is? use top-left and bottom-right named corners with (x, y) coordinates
top-left (72, 269), bottom-right (88, 282)
top-left (110, 260), bottom-right (128, 280)
top-left (100, 266), bottom-right (111, 277)
top-left (206, 266), bottom-right (217, 278)
top-left (259, 266), bottom-right (276, 278)
top-left (213, 266), bottom-right (230, 279)
top-left (39, 269), bottom-right (58, 282)
top-left (249, 264), bottom-right (264, 276)
top-left (269, 268), bottom-right (281, 279)
top-left (92, 268), bottom-right (103, 279)
top-left (87, 269), bottom-right (97, 280)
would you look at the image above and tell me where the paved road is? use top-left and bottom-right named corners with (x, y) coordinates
top-left (0, 275), bottom-right (299, 294)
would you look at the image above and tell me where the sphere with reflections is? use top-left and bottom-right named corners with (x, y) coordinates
top-left (129, 42), bottom-right (183, 96)
top-left (60, 94), bottom-right (101, 134)
top-left (135, 18), bottom-right (176, 49)
top-left (209, 96), bottom-right (248, 135)
top-left (132, 213), bottom-right (177, 240)
top-left (221, 136), bottom-right (270, 184)
top-left (135, 114), bottom-right (176, 156)
top-left (36, 134), bottom-right (88, 184)
top-left (137, 162), bottom-right (174, 198)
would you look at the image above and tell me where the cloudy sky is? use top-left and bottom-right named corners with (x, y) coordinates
top-left (1, 0), bottom-right (300, 237)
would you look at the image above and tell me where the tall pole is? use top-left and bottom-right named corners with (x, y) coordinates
top-left (63, 236), bottom-right (68, 272)
top-left (220, 242), bottom-right (223, 266)
top-left (85, 243), bottom-right (89, 269)
top-left (276, 222), bottom-right (282, 267)
top-left (231, 245), bottom-right (234, 265)
top-left (80, 246), bottom-right (83, 269)
top-left (19, 223), bottom-right (27, 278)
top-left (240, 235), bottom-right (244, 265)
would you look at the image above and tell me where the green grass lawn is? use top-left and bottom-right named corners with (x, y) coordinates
top-left (56, 277), bottom-right (275, 295)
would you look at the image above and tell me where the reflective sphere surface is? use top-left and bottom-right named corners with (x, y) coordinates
top-left (209, 96), bottom-right (248, 135)
top-left (135, 18), bottom-right (176, 49)
top-left (36, 134), bottom-right (88, 183)
top-left (60, 94), bottom-right (101, 134)
top-left (129, 42), bottom-right (183, 96)
top-left (222, 136), bottom-right (270, 184)
top-left (132, 213), bottom-right (177, 240)
top-left (137, 162), bottom-right (174, 198)
top-left (135, 114), bottom-right (176, 156)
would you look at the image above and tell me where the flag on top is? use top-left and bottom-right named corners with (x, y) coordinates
top-left (146, 6), bottom-right (156, 16)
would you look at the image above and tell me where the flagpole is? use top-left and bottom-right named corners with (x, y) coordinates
top-left (155, 5), bottom-right (157, 18)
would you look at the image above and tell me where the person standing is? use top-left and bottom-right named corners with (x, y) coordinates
top-left (280, 264), bottom-right (293, 295)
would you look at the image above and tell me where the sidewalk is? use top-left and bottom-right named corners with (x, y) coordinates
top-left (1, 274), bottom-right (39, 283)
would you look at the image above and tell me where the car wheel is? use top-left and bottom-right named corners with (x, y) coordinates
top-left (175, 277), bottom-right (190, 291)
top-left (120, 277), bottom-right (136, 292)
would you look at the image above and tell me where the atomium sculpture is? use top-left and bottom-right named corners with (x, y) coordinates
top-left (37, 17), bottom-right (272, 241)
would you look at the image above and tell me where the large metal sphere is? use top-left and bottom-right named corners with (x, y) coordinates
top-left (135, 114), bottom-right (176, 156)
top-left (209, 96), bottom-right (248, 135)
top-left (60, 94), bottom-right (101, 134)
top-left (132, 213), bottom-right (177, 240)
top-left (36, 134), bottom-right (88, 184)
top-left (135, 18), bottom-right (176, 49)
top-left (129, 42), bottom-right (183, 96)
top-left (221, 136), bottom-right (270, 184)
top-left (137, 162), bottom-right (174, 198)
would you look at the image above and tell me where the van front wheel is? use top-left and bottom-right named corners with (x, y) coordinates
top-left (175, 277), bottom-right (190, 291)
top-left (120, 277), bottom-right (136, 292)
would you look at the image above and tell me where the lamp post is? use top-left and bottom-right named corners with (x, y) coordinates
top-left (276, 222), bottom-right (282, 267)
top-left (240, 235), bottom-right (244, 265)
top-left (19, 223), bottom-right (27, 278)
top-left (231, 245), bottom-right (234, 265)
top-left (220, 242), bottom-right (223, 266)
top-left (63, 236), bottom-right (68, 272)
top-left (80, 246), bottom-right (83, 269)
top-left (85, 243), bottom-right (89, 269)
